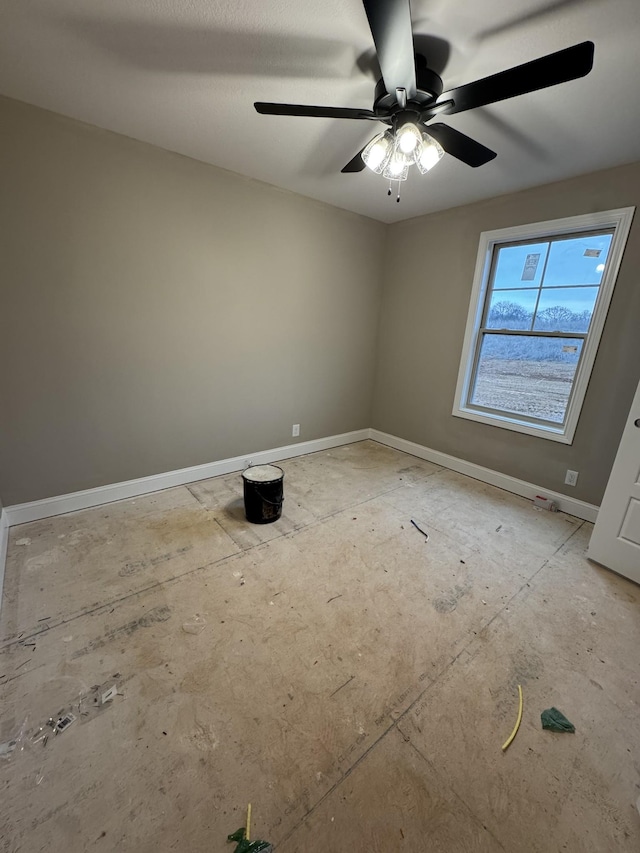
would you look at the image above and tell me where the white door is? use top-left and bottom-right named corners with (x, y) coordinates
top-left (588, 378), bottom-right (640, 584)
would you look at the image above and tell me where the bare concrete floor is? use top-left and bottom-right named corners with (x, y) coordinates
top-left (1, 440), bottom-right (639, 852)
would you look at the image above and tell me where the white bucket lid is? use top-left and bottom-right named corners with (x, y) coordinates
top-left (242, 464), bottom-right (284, 483)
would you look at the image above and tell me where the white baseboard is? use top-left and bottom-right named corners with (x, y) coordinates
top-left (3, 426), bottom-right (598, 531)
top-left (369, 429), bottom-right (599, 523)
top-left (4, 429), bottom-right (370, 527)
top-left (0, 508), bottom-right (8, 616)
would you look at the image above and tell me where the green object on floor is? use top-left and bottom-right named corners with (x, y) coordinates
top-left (541, 707), bottom-right (575, 733)
top-left (227, 827), bottom-right (272, 853)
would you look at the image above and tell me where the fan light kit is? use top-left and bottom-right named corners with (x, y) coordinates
top-left (254, 0), bottom-right (594, 203)
top-left (362, 120), bottom-right (444, 199)
top-left (362, 119), bottom-right (444, 200)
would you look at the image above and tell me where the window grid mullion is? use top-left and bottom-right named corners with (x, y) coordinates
top-left (478, 328), bottom-right (587, 339)
top-left (491, 282), bottom-right (603, 292)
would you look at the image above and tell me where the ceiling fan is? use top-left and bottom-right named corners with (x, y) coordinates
top-left (254, 0), bottom-right (594, 198)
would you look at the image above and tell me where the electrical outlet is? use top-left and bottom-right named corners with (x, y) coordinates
top-left (292, 424), bottom-right (300, 437)
top-left (565, 469), bottom-right (579, 487)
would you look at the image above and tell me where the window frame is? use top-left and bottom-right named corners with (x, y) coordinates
top-left (453, 207), bottom-right (635, 444)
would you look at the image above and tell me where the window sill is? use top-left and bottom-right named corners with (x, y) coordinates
top-left (452, 405), bottom-right (574, 444)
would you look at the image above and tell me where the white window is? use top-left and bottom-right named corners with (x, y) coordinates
top-left (453, 208), bottom-right (635, 444)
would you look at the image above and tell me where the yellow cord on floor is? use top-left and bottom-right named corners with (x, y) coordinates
top-left (502, 684), bottom-right (523, 751)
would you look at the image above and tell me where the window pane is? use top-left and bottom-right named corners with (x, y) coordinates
top-left (543, 233), bottom-right (613, 286)
top-left (533, 287), bottom-right (599, 332)
top-left (493, 242), bottom-right (549, 289)
top-left (486, 290), bottom-right (537, 329)
top-left (470, 334), bottom-right (584, 424)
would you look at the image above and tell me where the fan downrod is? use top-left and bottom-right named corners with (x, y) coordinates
top-left (373, 55), bottom-right (443, 117)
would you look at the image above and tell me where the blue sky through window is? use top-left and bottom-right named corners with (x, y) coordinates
top-left (488, 231), bottom-right (613, 330)
top-left (544, 234), bottom-right (613, 286)
top-left (493, 242), bottom-right (549, 289)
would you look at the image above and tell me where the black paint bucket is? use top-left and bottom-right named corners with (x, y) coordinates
top-left (242, 464), bottom-right (284, 524)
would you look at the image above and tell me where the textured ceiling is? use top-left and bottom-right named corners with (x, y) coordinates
top-left (1, 0), bottom-right (640, 223)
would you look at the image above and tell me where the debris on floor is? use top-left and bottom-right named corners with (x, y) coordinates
top-left (31, 726), bottom-right (48, 747)
top-left (0, 717), bottom-right (29, 762)
top-left (101, 684), bottom-right (118, 704)
top-left (227, 827), bottom-right (272, 853)
top-left (182, 614), bottom-right (207, 635)
top-left (330, 675), bottom-right (355, 697)
top-left (227, 803), bottom-right (272, 852)
top-left (533, 495), bottom-right (558, 512)
top-left (1, 676), bottom-right (123, 764)
top-left (410, 519), bottom-right (429, 541)
top-left (51, 713), bottom-right (76, 734)
top-left (541, 707), bottom-right (575, 733)
top-left (502, 684), bottom-right (523, 751)
top-left (83, 678), bottom-right (123, 714)
top-left (0, 739), bottom-right (18, 760)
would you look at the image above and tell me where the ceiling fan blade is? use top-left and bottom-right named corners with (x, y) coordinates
top-left (341, 144), bottom-right (369, 173)
top-left (435, 41), bottom-right (594, 115)
top-left (363, 0), bottom-right (417, 100)
top-left (254, 102), bottom-right (379, 120)
top-left (419, 99), bottom-right (454, 122)
top-left (425, 123), bottom-right (497, 167)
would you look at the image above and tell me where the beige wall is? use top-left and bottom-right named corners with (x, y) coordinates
top-left (0, 97), bottom-right (386, 505)
top-left (372, 162), bottom-right (640, 506)
top-left (1, 95), bottom-right (638, 510)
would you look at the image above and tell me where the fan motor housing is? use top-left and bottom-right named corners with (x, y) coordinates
top-left (373, 57), bottom-right (443, 116)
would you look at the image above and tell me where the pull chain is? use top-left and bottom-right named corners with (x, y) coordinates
top-left (385, 180), bottom-right (402, 202)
